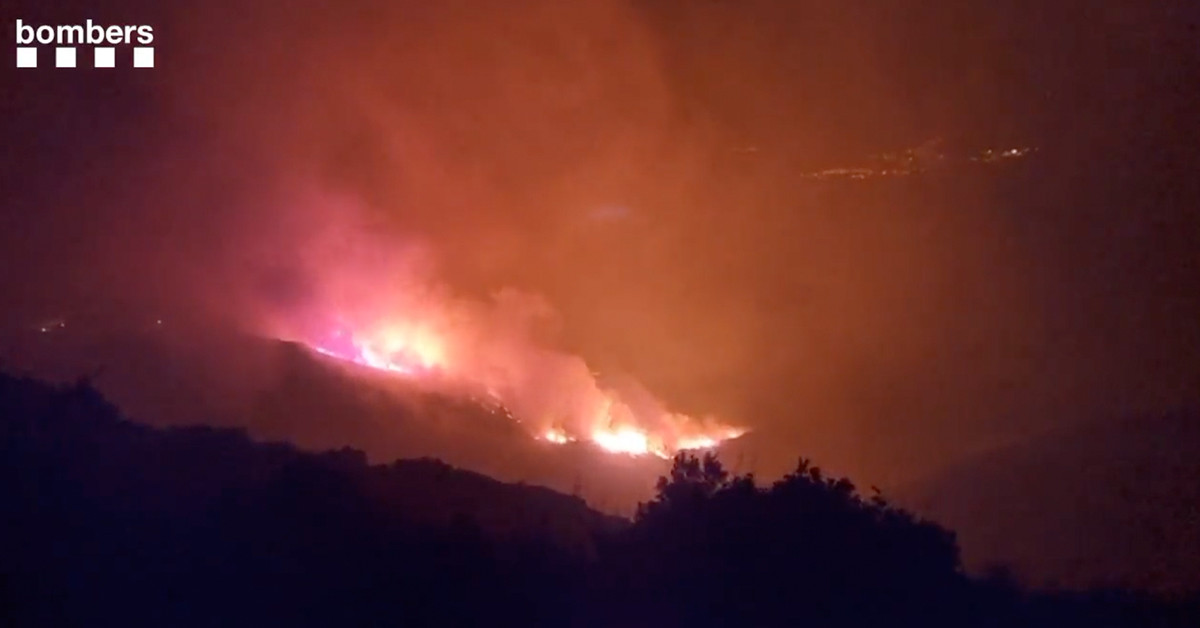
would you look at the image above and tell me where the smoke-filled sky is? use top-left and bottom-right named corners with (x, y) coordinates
top-left (2, 0), bottom-right (1198, 486)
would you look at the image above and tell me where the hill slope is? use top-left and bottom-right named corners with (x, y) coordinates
top-left (0, 370), bottom-right (621, 547)
top-left (1, 323), bottom-right (670, 512)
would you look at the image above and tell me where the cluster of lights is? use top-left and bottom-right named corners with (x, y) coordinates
top-left (799, 145), bottom-right (1038, 180)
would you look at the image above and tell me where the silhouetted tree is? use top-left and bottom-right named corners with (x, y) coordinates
top-left (2, 371), bottom-right (1199, 627)
top-left (600, 453), bottom-right (967, 626)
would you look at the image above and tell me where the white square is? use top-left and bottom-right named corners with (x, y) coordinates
top-left (94, 47), bottom-right (115, 68)
top-left (133, 47), bottom-right (154, 68)
top-left (16, 47), bottom-right (36, 68)
top-left (55, 47), bottom-right (76, 68)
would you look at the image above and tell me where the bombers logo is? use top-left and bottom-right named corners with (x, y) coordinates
top-left (15, 19), bottom-right (154, 68)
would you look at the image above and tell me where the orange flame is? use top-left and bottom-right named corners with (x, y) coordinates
top-left (303, 315), bottom-right (744, 458)
top-left (267, 191), bottom-right (744, 460)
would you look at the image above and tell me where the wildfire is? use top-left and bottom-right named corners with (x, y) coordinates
top-left (543, 428), bottom-right (573, 445)
top-left (302, 318), bottom-right (744, 458)
top-left (256, 189), bottom-right (744, 460)
top-left (591, 426), bottom-right (652, 456)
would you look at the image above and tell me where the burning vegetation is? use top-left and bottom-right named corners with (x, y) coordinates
top-left (298, 310), bottom-right (745, 459)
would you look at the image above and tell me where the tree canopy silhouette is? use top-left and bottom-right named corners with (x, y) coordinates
top-left (595, 452), bottom-right (965, 626)
top-left (2, 371), bottom-right (1198, 627)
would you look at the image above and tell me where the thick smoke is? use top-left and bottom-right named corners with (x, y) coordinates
top-left (4, 0), bottom-right (1197, 490)
top-left (240, 186), bottom-right (738, 454)
top-left (163, 0), bottom-right (723, 453)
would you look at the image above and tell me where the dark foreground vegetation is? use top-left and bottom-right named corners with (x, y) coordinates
top-left (2, 372), bottom-right (1197, 627)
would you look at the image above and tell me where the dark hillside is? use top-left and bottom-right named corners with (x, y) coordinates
top-left (3, 371), bottom-right (1197, 626)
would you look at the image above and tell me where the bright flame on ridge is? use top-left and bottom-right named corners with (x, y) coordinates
top-left (302, 319), bottom-right (745, 459)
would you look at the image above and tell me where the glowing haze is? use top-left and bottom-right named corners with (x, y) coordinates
top-left (265, 192), bottom-right (744, 458)
top-left (5, 0), bottom-right (1197, 492)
